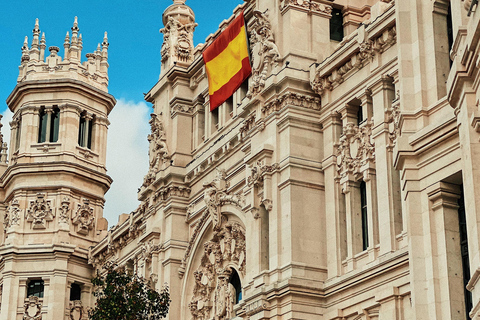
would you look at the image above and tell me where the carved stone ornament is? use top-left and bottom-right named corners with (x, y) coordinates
top-left (143, 113), bottom-right (170, 187)
top-left (311, 26), bottom-right (396, 95)
top-left (189, 222), bottom-right (246, 320)
top-left (262, 92), bottom-right (321, 117)
top-left (23, 295), bottom-right (42, 320)
top-left (336, 121), bottom-right (375, 183)
top-left (247, 10), bottom-right (281, 98)
top-left (160, 16), bottom-right (197, 63)
top-left (139, 239), bottom-right (160, 263)
top-left (179, 169), bottom-right (244, 278)
top-left (4, 199), bottom-right (21, 230)
top-left (280, 0), bottom-right (333, 15)
top-left (386, 98), bottom-right (401, 149)
top-left (69, 300), bottom-right (85, 320)
top-left (248, 160), bottom-right (279, 187)
top-left (26, 193), bottom-right (54, 229)
top-left (72, 198), bottom-right (95, 235)
top-left (58, 197), bottom-right (70, 224)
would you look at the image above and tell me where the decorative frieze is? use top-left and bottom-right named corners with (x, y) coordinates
top-left (72, 198), bottom-right (95, 235)
top-left (280, 0), bottom-right (332, 16)
top-left (247, 10), bottom-right (281, 98)
top-left (26, 193), bottom-right (54, 229)
top-left (311, 25), bottom-right (397, 96)
top-left (262, 92), bottom-right (321, 117)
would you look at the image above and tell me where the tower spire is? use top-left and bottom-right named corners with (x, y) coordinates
top-left (40, 32), bottom-right (46, 61)
top-left (100, 32), bottom-right (109, 73)
top-left (30, 18), bottom-right (41, 61)
top-left (63, 31), bottom-right (70, 60)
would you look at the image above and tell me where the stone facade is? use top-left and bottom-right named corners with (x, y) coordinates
top-left (2, 0), bottom-right (480, 319)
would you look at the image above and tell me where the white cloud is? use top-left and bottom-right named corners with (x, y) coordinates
top-left (1, 108), bottom-right (13, 150)
top-left (104, 98), bottom-right (151, 227)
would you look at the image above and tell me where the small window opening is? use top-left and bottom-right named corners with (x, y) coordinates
top-left (447, 4), bottom-right (454, 67)
top-left (78, 113), bottom-right (94, 149)
top-left (226, 96), bottom-right (234, 119)
top-left (360, 180), bottom-right (369, 251)
top-left (229, 269), bottom-right (242, 304)
top-left (70, 283), bottom-right (81, 301)
top-left (357, 105), bottom-right (364, 125)
top-left (27, 280), bottom-right (44, 298)
top-left (458, 187), bottom-right (472, 318)
top-left (330, 8), bottom-right (344, 41)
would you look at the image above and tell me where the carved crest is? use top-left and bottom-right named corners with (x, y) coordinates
top-left (23, 296), bottom-right (42, 320)
top-left (72, 198), bottom-right (95, 235)
top-left (247, 10), bottom-right (281, 98)
top-left (26, 193), bottom-right (54, 229)
top-left (69, 300), bottom-right (85, 320)
top-left (336, 121), bottom-right (375, 183)
top-left (58, 197), bottom-right (70, 224)
top-left (160, 16), bottom-right (197, 64)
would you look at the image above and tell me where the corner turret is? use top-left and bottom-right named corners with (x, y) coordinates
top-left (160, 0), bottom-right (197, 74)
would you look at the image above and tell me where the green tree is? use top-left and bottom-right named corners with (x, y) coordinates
top-left (89, 263), bottom-right (170, 320)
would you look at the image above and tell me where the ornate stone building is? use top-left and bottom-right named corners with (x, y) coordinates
top-left (2, 0), bottom-right (480, 319)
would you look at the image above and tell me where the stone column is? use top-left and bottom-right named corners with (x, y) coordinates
top-left (426, 182), bottom-right (465, 320)
top-left (370, 77), bottom-right (402, 255)
top-left (323, 112), bottom-right (345, 277)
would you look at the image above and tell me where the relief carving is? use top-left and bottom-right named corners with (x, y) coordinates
top-left (179, 169), bottom-right (244, 278)
top-left (23, 296), bottom-right (42, 320)
top-left (72, 198), bottom-right (95, 235)
top-left (4, 199), bottom-right (21, 230)
top-left (189, 222), bottom-right (246, 320)
top-left (160, 16), bottom-right (197, 64)
top-left (248, 10), bottom-right (281, 98)
top-left (69, 300), bottom-right (85, 320)
top-left (311, 26), bottom-right (396, 96)
top-left (58, 196), bottom-right (70, 224)
top-left (248, 161), bottom-right (278, 218)
top-left (386, 98), bottom-right (401, 149)
top-left (143, 113), bottom-right (170, 187)
top-left (26, 193), bottom-right (54, 229)
top-left (262, 92), bottom-right (321, 117)
top-left (336, 121), bottom-right (375, 183)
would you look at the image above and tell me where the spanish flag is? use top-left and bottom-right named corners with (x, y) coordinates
top-left (203, 12), bottom-right (251, 111)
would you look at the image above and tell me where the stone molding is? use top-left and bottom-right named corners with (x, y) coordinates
top-left (280, 0), bottom-right (333, 17)
top-left (311, 24), bottom-right (396, 96)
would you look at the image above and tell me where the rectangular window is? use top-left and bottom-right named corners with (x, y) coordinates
top-left (27, 280), bottom-right (44, 298)
top-left (70, 283), bottom-right (81, 301)
top-left (360, 180), bottom-right (369, 250)
top-left (78, 114), bottom-right (93, 149)
top-left (50, 109), bottom-right (59, 143)
top-left (458, 187), bottom-right (472, 317)
top-left (38, 109), bottom-right (47, 143)
top-left (330, 8), bottom-right (344, 42)
top-left (78, 117), bottom-right (85, 147)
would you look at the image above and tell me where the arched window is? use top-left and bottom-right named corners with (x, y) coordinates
top-left (229, 269), bottom-right (242, 304)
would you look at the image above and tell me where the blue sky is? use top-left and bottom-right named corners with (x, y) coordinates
top-left (0, 0), bottom-right (243, 226)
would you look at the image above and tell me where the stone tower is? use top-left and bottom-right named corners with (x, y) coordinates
top-left (0, 18), bottom-right (115, 320)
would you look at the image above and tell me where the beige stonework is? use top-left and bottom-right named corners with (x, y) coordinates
top-left (2, 0), bottom-right (480, 319)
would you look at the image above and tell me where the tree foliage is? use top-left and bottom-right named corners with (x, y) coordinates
top-left (89, 264), bottom-right (170, 320)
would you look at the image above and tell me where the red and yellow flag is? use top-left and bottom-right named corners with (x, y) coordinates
top-left (203, 12), bottom-right (251, 111)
